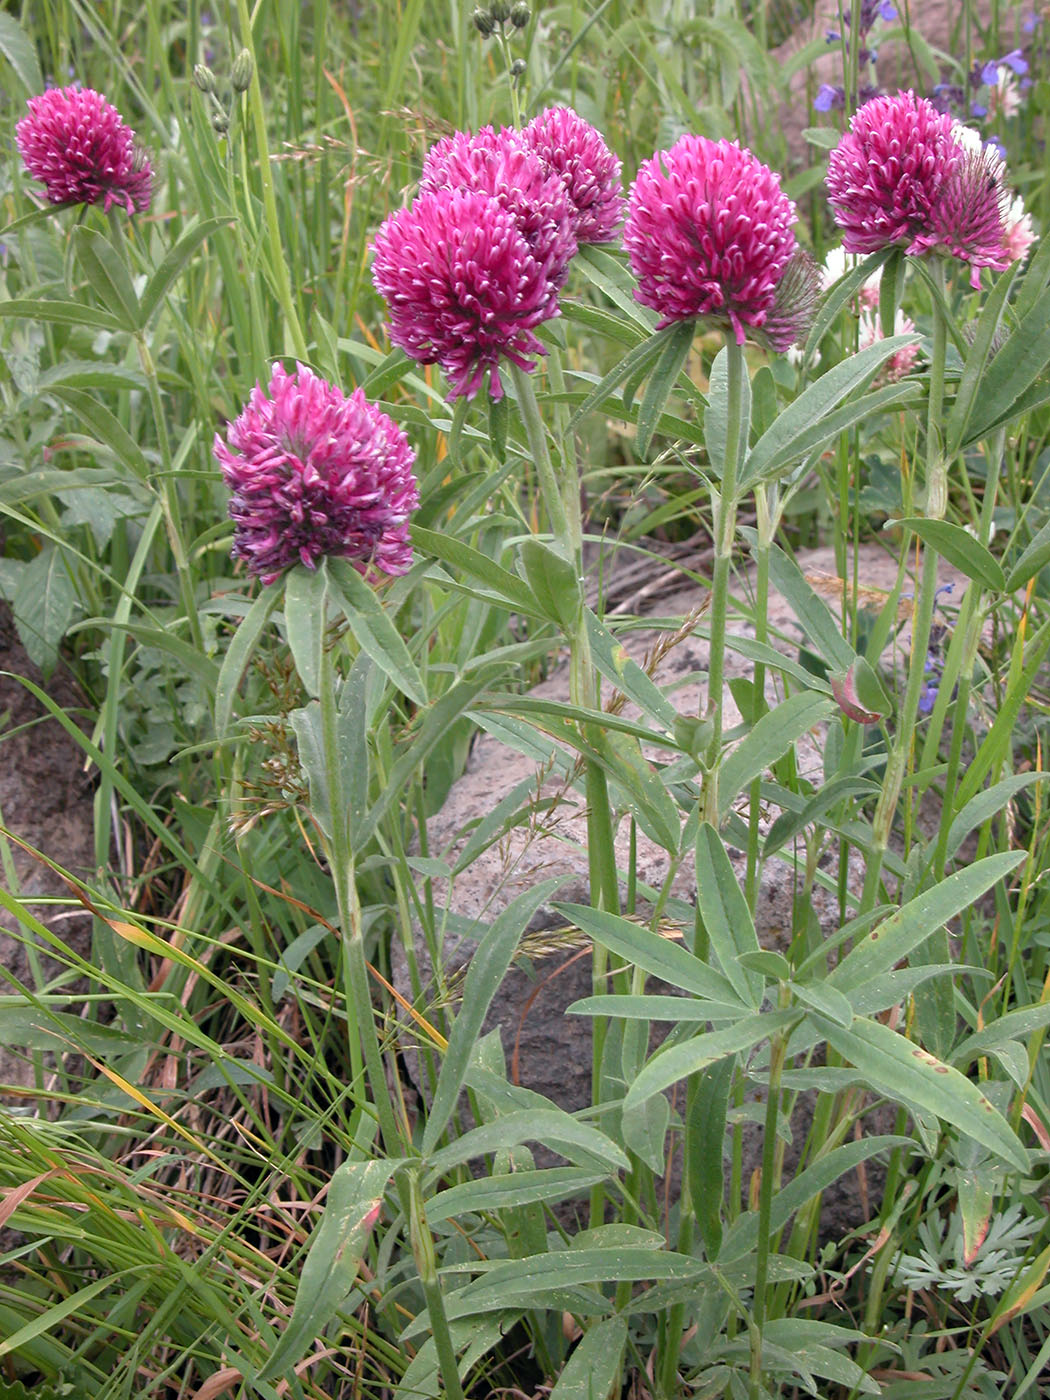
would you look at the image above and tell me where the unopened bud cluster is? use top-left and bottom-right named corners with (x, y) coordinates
top-left (191, 48), bottom-right (254, 139)
top-left (472, 1), bottom-right (530, 35)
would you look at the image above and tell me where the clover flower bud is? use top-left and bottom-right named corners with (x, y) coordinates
top-left (231, 48), bottom-right (255, 93)
top-left (472, 6), bottom-right (496, 35)
top-left (212, 110), bottom-right (230, 134)
top-left (193, 64), bottom-right (218, 95)
top-left (511, 2), bottom-right (531, 26)
top-left (510, 58), bottom-right (527, 78)
top-left (490, 0), bottom-right (512, 19)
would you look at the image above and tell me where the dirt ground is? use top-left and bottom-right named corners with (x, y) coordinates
top-left (0, 603), bottom-right (95, 1098)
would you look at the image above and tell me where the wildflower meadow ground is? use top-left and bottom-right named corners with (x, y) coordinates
top-left (1, 2), bottom-right (1050, 1397)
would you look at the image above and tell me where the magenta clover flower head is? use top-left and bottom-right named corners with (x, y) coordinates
top-left (16, 85), bottom-right (152, 215)
top-left (372, 186), bottom-right (560, 401)
top-left (623, 135), bottom-right (799, 347)
top-left (825, 91), bottom-right (1011, 287)
top-left (214, 363), bottom-right (419, 586)
top-left (521, 106), bottom-right (626, 244)
top-left (419, 125), bottom-right (577, 286)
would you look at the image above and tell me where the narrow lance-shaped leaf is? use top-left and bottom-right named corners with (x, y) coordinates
top-left (72, 225), bottom-right (141, 331)
top-left (421, 877), bottom-right (566, 1155)
top-left (742, 334), bottom-right (919, 484)
top-left (830, 851), bottom-right (1024, 995)
top-left (636, 320), bottom-right (696, 459)
top-left (896, 518), bottom-right (1005, 591)
top-left (258, 1158), bottom-right (396, 1381)
top-left (818, 1014), bottom-right (1028, 1171)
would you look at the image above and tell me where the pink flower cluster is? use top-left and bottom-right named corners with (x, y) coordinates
top-left (373, 109), bottom-right (624, 399)
top-left (16, 85), bottom-right (152, 215)
top-left (623, 135), bottom-right (818, 351)
top-left (826, 90), bottom-right (1013, 287)
top-left (214, 364), bottom-right (419, 585)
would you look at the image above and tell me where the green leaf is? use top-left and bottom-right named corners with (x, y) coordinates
top-left (427, 1169), bottom-right (604, 1224)
top-left (1006, 515), bottom-right (1050, 592)
top-left (518, 538), bottom-right (581, 630)
top-left (409, 1248), bottom-right (706, 1332)
top-left (695, 822), bottom-right (763, 1008)
top-left (424, 1108), bottom-right (629, 1179)
top-left (817, 1015), bottom-right (1028, 1170)
top-left (327, 557), bottom-right (426, 706)
top-left (792, 981), bottom-right (853, 1028)
top-left (48, 386), bottom-right (151, 481)
top-left (623, 1012), bottom-right (797, 1112)
top-left (72, 226), bottom-right (141, 331)
top-left (718, 692), bottom-right (836, 817)
top-left (0, 13), bottom-right (42, 93)
top-left (896, 518), bottom-right (1005, 591)
top-left (412, 525), bottom-right (545, 618)
top-left (0, 298), bottom-right (123, 332)
top-left (258, 1158), bottom-right (395, 1381)
top-left (422, 878), bottom-right (566, 1155)
top-left (585, 610), bottom-right (677, 730)
top-left (962, 285), bottom-right (1050, 446)
top-left (567, 994), bottom-right (746, 1021)
top-left (720, 1134), bottom-right (913, 1261)
top-left (214, 587), bottom-right (281, 738)
top-left (954, 1002), bottom-right (1050, 1067)
top-left (739, 379), bottom-right (920, 490)
top-left (764, 543), bottom-right (856, 672)
top-left (737, 949), bottom-right (790, 980)
top-left (636, 320), bottom-right (695, 459)
top-left (591, 726), bottom-right (681, 854)
top-left (743, 335), bottom-right (919, 483)
top-left (12, 546), bottom-right (76, 676)
top-left (829, 852), bottom-right (1024, 996)
top-left (556, 902), bottom-right (744, 1005)
top-left (687, 1057), bottom-right (735, 1259)
top-left (939, 772), bottom-right (1047, 865)
top-left (802, 248), bottom-right (892, 361)
top-left (139, 216), bottom-right (234, 326)
top-left (283, 564), bottom-right (328, 699)
top-left (566, 329), bottom-right (668, 438)
top-left (944, 260), bottom-right (1021, 457)
top-left (547, 1317), bottom-right (627, 1400)
top-left (573, 242), bottom-right (659, 332)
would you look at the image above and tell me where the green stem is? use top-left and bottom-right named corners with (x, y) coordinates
top-left (407, 1171), bottom-right (468, 1400)
top-left (319, 631), bottom-right (401, 1156)
top-left (750, 998), bottom-right (791, 1400)
top-left (745, 485), bottom-right (773, 904)
top-left (859, 262), bottom-right (950, 909)
top-left (233, 0), bottom-right (309, 360)
top-left (703, 336), bottom-right (747, 824)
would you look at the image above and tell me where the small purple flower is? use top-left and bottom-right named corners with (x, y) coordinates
top-left (815, 84), bottom-right (845, 112)
top-left (522, 106), bottom-right (625, 243)
top-left (1023, 11), bottom-right (1040, 33)
top-left (372, 186), bottom-right (560, 401)
top-left (16, 84), bottom-right (152, 214)
top-left (930, 83), bottom-right (964, 114)
top-left (214, 363), bottom-right (419, 585)
top-left (419, 125), bottom-right (576, 286)
top-left (623, 135), bottom-right (799, 346)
